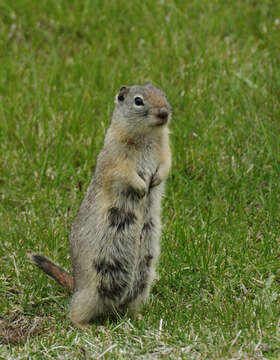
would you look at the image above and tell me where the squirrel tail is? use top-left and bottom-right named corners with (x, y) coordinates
top-left (29, 254), bottom-right (74, 294)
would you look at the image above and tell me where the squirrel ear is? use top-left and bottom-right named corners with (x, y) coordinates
top-left (117, 85), bottom-right (129, 102)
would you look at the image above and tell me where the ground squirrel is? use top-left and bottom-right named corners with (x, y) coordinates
top-left (30, 83), bottom-right (172, 327)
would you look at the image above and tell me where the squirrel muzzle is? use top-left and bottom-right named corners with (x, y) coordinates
top-left (153, 107), bottom-right (170, 126)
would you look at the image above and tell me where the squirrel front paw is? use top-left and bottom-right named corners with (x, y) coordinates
top-left (135, 180), bottom-right (147, 198)
top-left (150, 163), bottom-right (170, 188)
top-left (124, 176), bottom-right (147, 200)
top-left (150, 169), bottom-right (162, 188)
top-left (136, 187), bottom-right (146, 198)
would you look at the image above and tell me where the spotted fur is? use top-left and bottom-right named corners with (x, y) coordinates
top-left (30, 84), bottom-right (172, 326)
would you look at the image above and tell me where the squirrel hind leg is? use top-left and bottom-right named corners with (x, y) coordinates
top-left (69, 289), bottom-right (105, 326)
top-left (127, 277), bottom-right (153, 317)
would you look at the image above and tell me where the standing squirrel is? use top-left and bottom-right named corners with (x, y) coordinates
top-left (30, 83), bottom-right (172, 327)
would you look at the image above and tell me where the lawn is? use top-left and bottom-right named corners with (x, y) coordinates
top-left (0, 0), bottom-right (280, 358)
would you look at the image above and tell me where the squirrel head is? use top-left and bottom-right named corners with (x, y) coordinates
top-left (112, 84), bottom-right (171, 134)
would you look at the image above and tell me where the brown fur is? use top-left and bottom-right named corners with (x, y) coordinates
top-left (30, 254), bottom-right (74, 293)
top-left (30, 84), bottom-right (171, 327)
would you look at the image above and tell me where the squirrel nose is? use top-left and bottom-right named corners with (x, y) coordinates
top-left (157, 109), bottom-right (169, 120)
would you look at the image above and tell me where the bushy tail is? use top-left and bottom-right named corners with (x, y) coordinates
top-left (29, 254), bottom-right (74, 294)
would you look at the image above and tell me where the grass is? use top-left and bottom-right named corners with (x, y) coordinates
top-left (0, 0), bottom-right (280, 358)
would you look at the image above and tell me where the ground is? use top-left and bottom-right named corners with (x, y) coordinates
top-left (0, 0), bottom-right (280, 359)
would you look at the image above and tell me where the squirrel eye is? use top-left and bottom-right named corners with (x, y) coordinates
top-left (118, 94), bottom-right (124, 101)
top-left (134, 97), bottom-right (144, 106)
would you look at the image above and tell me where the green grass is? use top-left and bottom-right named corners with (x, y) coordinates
top-left (0, 0), bottom-right (280, 358)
